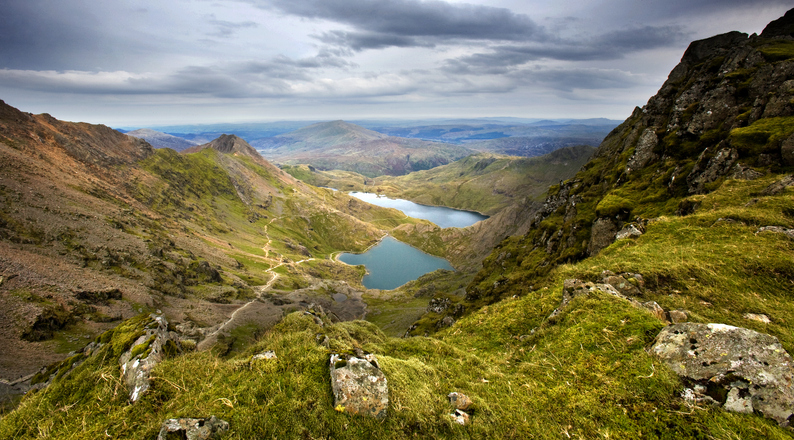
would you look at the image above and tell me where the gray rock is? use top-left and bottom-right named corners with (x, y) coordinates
top-left (642, 301), bottom-right (668, 323)
top-left (157, 416), bottom-right (229, 440)
top-left (251, 350), bottom-right (277, 362)
top-left (119, 314), bottom-right (180, 403)
top-left (330, 353), bottom-right (388, 419)
top-left (651, 323), bottom-right (794, 426)
top-left (602, 274), bottom-right (642, 297)
top-left (450, 409), bottom-right (470, 425)
top-left (757, 226), bottom-right (794, 239)
top-left (551, 279), bottom-right (644, 320)
top-left (626, 128), bottom-right (659, 173)
top-left (687, 147), bottom-right (739, 194)
top-left (730, 164), bottom-right (763, 181)
top-left (668, 310), bottom-right (689, 324)
top-left (447, 392), bottom-right (473, 410)
top-left (743, 313), bottom-right (772, 324)
top-left (761, 175), bottom-right (794, 196)
top-left (615, 224), bottom-right (643, 241)
top-left (587, 218), bottom-right (618, 256)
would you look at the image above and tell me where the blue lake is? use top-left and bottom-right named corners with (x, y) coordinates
top-left (348, 192), bottom-right (487, 229)
top-left (338, 236), bottom-right (453, 290)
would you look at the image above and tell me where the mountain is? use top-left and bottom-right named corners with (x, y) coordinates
top-left (0, 105), bottom-right (425, 404)
top-left (253, 120), bottom-right (475, 177)
top-left (3, 9), bottom-right (794, 439)
top-left (125, 128), bottom-right (198, 151)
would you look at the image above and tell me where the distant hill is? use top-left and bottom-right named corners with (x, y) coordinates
top-left (254, 120), bottom-right (474, 177)
top-left (183, 134), bottom-right (263, 162)
top-left (362, 119), bottom-right (620, 155)
top-left (125, 128), bottom-right (198, 151)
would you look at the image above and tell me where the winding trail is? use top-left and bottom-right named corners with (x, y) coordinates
top-left (200, 215), bottom-right (317, 346)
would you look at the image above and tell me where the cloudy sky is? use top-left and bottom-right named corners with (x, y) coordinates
top-left (0, 0), bottom-right (790, 127)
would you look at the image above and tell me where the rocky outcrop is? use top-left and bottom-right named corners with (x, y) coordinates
top-left (157, 416), bottom-right (229, 440)
top-left (329, 353), bottom-right (388, 419)
top-left (651, 323), bottom-right (794, 426)
top-left (119, 314), bottom-right (180, 403)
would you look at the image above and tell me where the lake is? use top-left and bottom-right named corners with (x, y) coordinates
top-left (348, 192), bottom-right (487, 228)
top-left (338, 236), bottom-right (453, 290)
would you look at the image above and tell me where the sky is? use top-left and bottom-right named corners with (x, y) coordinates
top-left (0, 0), bottom-right (790, 127)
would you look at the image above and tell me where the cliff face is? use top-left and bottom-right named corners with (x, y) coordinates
top-left (468, 10), bottom-right (794, 305)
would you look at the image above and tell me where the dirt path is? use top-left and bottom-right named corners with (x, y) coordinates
top-left (197, 216), bottom-right (318, 350)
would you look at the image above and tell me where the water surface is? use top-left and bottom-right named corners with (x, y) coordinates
top-left (348, 192), bottom-right (487, 228)
top-left (338, 236), bottom-right (453, 290)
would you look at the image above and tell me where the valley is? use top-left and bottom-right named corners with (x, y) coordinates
top-left (1, 8), bottom-right (794, 439)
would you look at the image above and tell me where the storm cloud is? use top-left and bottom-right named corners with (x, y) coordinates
top-left (0, 0), bottom-right (790, 125)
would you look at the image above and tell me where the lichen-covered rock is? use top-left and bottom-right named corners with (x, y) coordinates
top-left (119, 314), bottom-right (180, 403)
top-left (330, 353), bottom-right (388, 419)
top-left (157, 416), bottom-right (229, 440)
top-left (447, 392), bottom-right (473, 410)
top-left (651, 323), bottom-right (794, 426)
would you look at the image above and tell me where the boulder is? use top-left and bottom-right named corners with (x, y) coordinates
top-left (651, 323), bottom-right (794, 426)
top-left (587, 218), bottom-right (618, 256)
top-left (119, 314), bottom-right (180, 403)
top-left (330, 353), bottom-right (388, 419)
top-left (157, 416), bottom-right (229, 440)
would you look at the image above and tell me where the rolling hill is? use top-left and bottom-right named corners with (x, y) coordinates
top-left (254, 120), bottom-right (474, 177)
top-left (125, 128), bottom-right (199, 151)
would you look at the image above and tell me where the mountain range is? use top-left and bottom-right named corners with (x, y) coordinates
top-left (253, 120), bottom-right (475, 177)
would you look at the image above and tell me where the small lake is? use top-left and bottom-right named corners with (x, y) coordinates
top-left (348, 192), bottom-right (487, 228)
top-left (338, 236), bottom-right (453, 290)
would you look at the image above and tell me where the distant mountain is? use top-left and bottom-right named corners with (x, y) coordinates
top-left (125, 128), bottom-right (198, 151)
top-left (183, 134), bottom-right (263, 161)
top-left (362, 119), bottom-right (620, 153)
top-left (254, 120), bottom-right (474, 177)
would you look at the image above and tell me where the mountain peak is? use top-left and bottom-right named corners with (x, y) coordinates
top-left (183, 133), bottom-right (262, 160)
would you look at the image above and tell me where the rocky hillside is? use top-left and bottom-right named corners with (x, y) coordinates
top-left (0, 106), bottom-right (426, 404)
top-left (466, 11), bottom-right (794, 307)
top-left (125, 128), bottom-right (198, 151)
top-left (255, 120), bottom-right (474, 177)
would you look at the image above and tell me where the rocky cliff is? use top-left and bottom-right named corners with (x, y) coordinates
top-left (467, 11), bottom-right (794, 305)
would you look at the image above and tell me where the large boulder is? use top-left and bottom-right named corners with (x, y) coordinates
top-left (330, 353), bottom-right (388, 419)
top-left (651, 323), bottom-right (794, 426)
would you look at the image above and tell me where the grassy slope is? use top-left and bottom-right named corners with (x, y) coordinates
top-left (1, 174), bottom-right (792, 438)
top-left (284, 146), bottom-right (594, 216)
